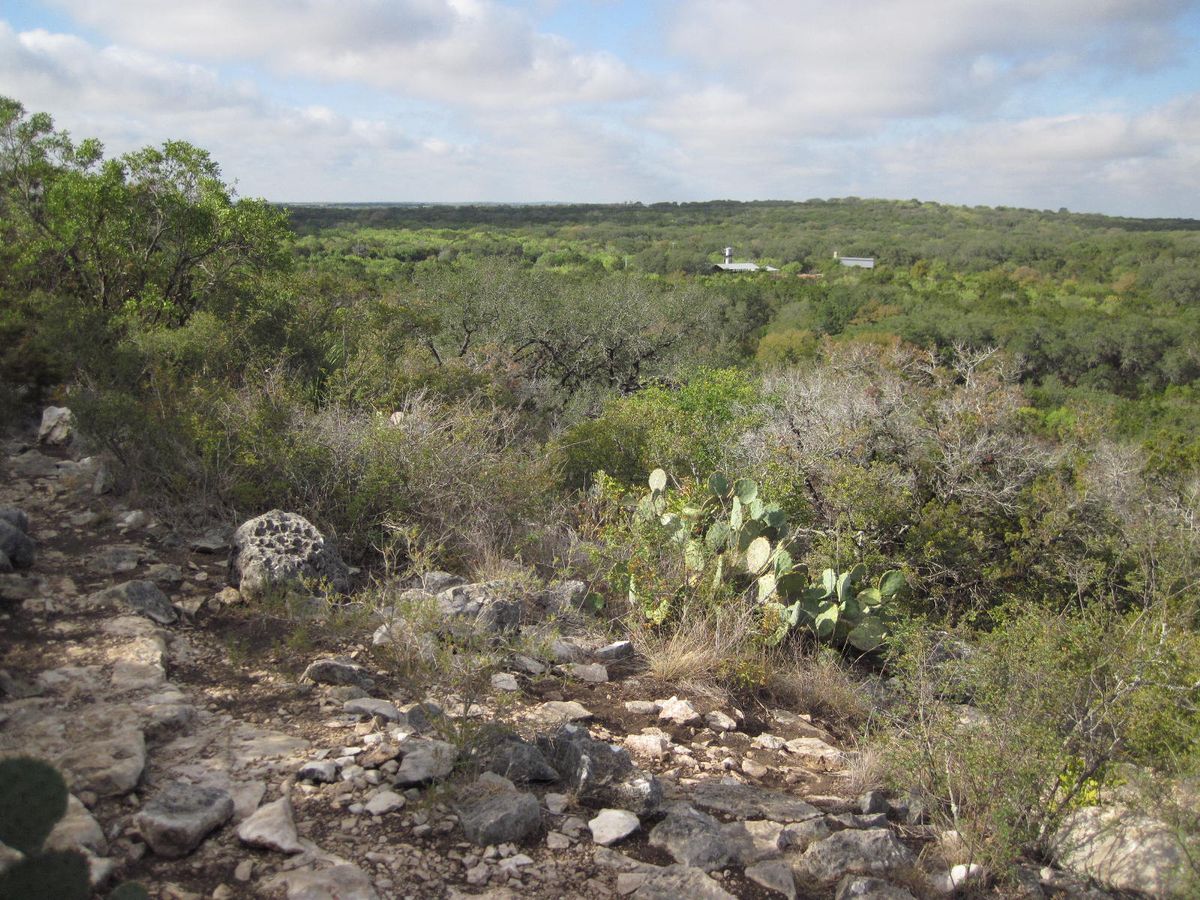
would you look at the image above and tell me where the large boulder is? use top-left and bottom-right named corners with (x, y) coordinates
top-left (228, 511), bottom-right (350, 601)
top-left (537, 724), bottom-right (662, 815)
top-left (1052, 804), bottom-right (1191, 897)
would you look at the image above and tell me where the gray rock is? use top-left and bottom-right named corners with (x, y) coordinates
top-left (38, 405), bottom-right (73, 445)
top-left (394, 740), bottom-right (457, 786)
top-left (566, 662), bottom-right (609, 683)
top-left (687, 779), bottom-right (822, 822)
top-left (531, 700), bottom-right (593, 726)
top-left (834, 876), bottom-right (918, 900)
top-left (145, 563), bottom-right (184, 586)
top-left (87, 580), bottom-right (176, 624)
top-left (484, 737), bottom-right (560, 783)
top-left (228, 510), bottom-right (350, 600)
top-left (595, 640), bottom-right (634, 662)
top-left (418, 570), bottom-right (465, 593)
top-left (436, 581), bottom-right (521, 633)
top-left (58, 728), bottom-right (146, 798)
top-left (0, 550), bottom-right (10, 574)
top-left (589, 808), bottom-right (640, 846)
top-left (1052, 804), bottom-right (1190, 897)
top-left (88, 544), bottom-right (147, 575)
top-left (0, 519), bottom-right (34, 570)
top-left (539, 579), bottom-right (588, 612)
top-left (648, 806), bottom-right (754, 870)
top-left (456, 776), bottom-right (541, 845)
top-left (491, 672), bottom-right (520, 691)
top-left (135, 782), bottom-right (234, 857)
top-left (624, 700), bottom-right (661, 715)
top-left (396, 700), bottom-right (442, 732)
top-left (704, 710), bottom-right (738, 732)
top-left (189, 529), bottom-right (229, 553)
top-left (746, 859), bottom-right (798, 899)
top-left (298, 760), bottom-right (338, 783)
top-left (860, 791), bottom-right (888, 815)
top-left (550, 638), bottom-right (585, 663)
top-left (798, 828), bottom-right (917, 883)
top-left (302, 657), bottom-right (371, 688)
top-left (236, 796), bottom-right (303, 853)
top-left (343, 698), bottom-right (400, 721)
top-left (0, 507), bottom-right (29, 533)
top-left (633, 864), bottom-right (736, 899)
top-left (264, 863), bottom-right (380, 900)
top-left (537, 724), bottom-right (662, 815)
top-left (511, 654), bottom-right (546, 675)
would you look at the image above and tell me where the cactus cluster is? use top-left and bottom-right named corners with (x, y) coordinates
top-left (632, 469), bottom-right (905, 652)
top-left (0, 756), bottom-right (148, 900)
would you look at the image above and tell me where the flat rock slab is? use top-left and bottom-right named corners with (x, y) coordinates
top-left (135, 782), bottom-right (234, 858)
top-left (798, 828), bottom-right (917, 884)
top-left (303, 658), bottom-right (371, 688)
top-left (87, 580), bottom-right (176, 624)
top-left (746, 859), bottom-right (798, 899)
top-left (633, 865), bottom-right (736, 900)
top-left (687, 780), bottom-right (822, 823)
top-left (364, 790), bottom-right (405, 815)
top-left (237, 796), bottom-right (303, 853)
top-left (264, 863), bottom-right (380, 900)
top-left (58, 727), bottom-right (146, 798)
top-left (566, 662), bottom-right (609, 683)
top-left (648, 806), bottom-right (756, 870)
top-left (531, 700), bottom-right (593, 726)
top-left (343, 698), bottom-right (400, 721)
top-left (1052, 804), bottom-right (1190, 897)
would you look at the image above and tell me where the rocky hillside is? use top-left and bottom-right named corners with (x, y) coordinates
top-left (0, 413), bottom-right (1185, 899)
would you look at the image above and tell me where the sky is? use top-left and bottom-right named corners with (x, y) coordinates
top-left (1, 0), bottom-right (1199, 216)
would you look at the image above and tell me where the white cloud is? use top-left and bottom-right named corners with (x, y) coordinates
top-left (43, 0), bottom-right (642, 109)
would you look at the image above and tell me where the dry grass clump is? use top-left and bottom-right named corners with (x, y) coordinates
top-left (760, 649), bottom-right (874, 735)
top-left (629, 602), bottom-right (760, 697)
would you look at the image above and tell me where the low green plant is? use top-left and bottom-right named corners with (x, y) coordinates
top-left (615, 467), bottom-right (905, 650)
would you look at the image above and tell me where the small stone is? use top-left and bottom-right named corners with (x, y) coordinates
top-left (302, 657), bottom-right (371, 688)
top-left (546, 831), bottom-right (571, 849)
top-left (860, 791), bottom-right (888, 816)
top-left (233, 860), bottom-right (253, 882)
top-left (511, 654), bottom-right (546, 675)
top-left (616, 872), bottom-right (647, 895)
top-left (742, 759), bottom-right (769, 778)
top-left (545, 793), bottom-right (569, 815)
top-left (624, 732), bottom-right (671, 759)
top-left (928, 863), bottom-right (986, 895)
top-left (456, 780), bottom-right (541, 846)
top-left (588, 809), bottom-right (640, 846)
top-left (658, 696), bottom-right (702, 727)
top-left (393, 740), bottom-right (457, 786)
top-left (752, 734), bottom-right (787, 751)
top-left (834, 876), bottom-right (918, 899)
top-left (531, 700), bottom-right (593, 726)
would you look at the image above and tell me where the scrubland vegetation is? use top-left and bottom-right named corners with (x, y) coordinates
top-left (3, 97), bottom-right (1197, 884)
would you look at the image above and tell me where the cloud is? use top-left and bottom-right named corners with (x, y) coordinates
top-left (43, 0), bottom-right (642, 109)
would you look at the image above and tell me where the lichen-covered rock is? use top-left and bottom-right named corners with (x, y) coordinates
top-left (228, 510), bottom-right (349, 600)
top-left (1052, 804), bottom-right (1190, 897)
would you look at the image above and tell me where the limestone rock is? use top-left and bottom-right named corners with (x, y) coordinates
top-left (632, 864), bottom-right (736, 899)
top-left (648, 806), bottom-right (754, 870)
top-left (343, 698), bottom-right (400, 721)
top-left (595, 640), bottom-right (634, 662)
top-left (531, 700), bottom-right (593, 726)
top-left (302, 657), bottom-right (371, 688)
top-left (456, 776), bottom-right (542, 846)
top-left (538, 579), bottom-right (588, 613)
top-left (745, 859), bottom-right (798, 899)
top-left (436, 581), bottom-right (521, 633)
top-left (687, 779), bottom-right (822, 823)
top-left (228, 510), bottom-right (350, 600)
top-left (705, 710), bottom-right (738, 732)
top-left (236, 796), bottom-right (303, 853)
top-left (298, 760), bottom-right (338, 783)
top-left (58, 727), bottom-right (146, 798)
top-left (537, 724), bottom-right (662, 815)
top-left (483, 737), bottom-right (560, 783)
top-left (363, 790), bottom-right (405, 815)
top-left (797, 828), bottom-right (917, 883)
top-left (834, 876), bottom-right (918, 900)
top-left (394, 739), bottom-right (457, 786)
top-left (658, 696), bottom-right (702, 727)
top-left (38, 405), bottom-right (73, 445)
top-left (45, 795), bottom-right (107, 856)
top-left (87, 580), bottom-right (176, 625)
top-left (1052, 804), bottom-right (1190, 897)
top-left (566, 662), bottom-right (609, 683)
top-left (265, 863), bottom-right (380, 900)
top-left (589, 809), bottom-right (640, 846)
top-left (491, 672), bottom-right (520, 692)
top-left (135, 782), bottom-right (234, 858)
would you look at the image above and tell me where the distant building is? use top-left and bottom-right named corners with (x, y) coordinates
top-left (713, 246), bottom-right (778, 273)
top-left (834, 250), bottom-right (875, 269)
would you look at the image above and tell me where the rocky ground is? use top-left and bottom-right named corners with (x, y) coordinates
top-left (0, 421), bottom-right (1144, 899)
